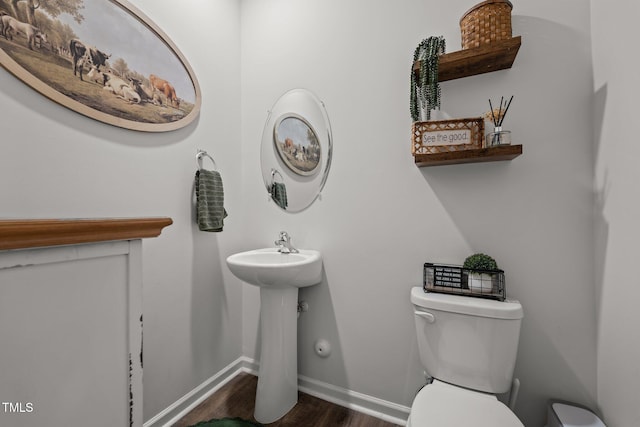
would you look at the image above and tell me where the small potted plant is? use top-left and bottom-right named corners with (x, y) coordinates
top-left (410, 36), bottom-right (446, 122)
top-left (463, 253), bottom-right (499, 293)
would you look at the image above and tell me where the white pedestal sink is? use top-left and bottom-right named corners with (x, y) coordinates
top-left (226, 248), bottom-right (322, 424)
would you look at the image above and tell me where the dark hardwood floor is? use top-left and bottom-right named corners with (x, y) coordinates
top-left (172, 372), bottom-right (402, 427)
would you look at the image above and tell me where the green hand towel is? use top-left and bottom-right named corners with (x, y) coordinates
top-left (195, 169), bottom-right (228, 232)
top-left (271, 182), bottom-right (288, 210)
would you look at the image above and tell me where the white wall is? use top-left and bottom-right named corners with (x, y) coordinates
top-left (240, 1), bottom-right (595, 426)
top-left (592, 2), bottom-right (640, 426)
top-left (0, 0), bottom-right (243, 421)
top-left (0, 1), bottom-right (612, 426)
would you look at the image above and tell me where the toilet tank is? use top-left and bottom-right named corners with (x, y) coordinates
top-left (411, 287), bottom-right (523, 394)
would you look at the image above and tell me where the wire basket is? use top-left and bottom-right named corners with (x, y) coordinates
top-left (423, 262), bottom-right (506, 301)
top-left (460, 0), bottom-right (513, 50)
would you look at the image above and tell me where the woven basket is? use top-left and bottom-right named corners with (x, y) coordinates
top-left (460, 0), bottom-right (513, 49)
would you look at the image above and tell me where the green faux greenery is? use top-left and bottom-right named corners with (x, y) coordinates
top-left (463, 253), bottom-right (499, 271)
top-left (410, 36), bottom-right (446, 122)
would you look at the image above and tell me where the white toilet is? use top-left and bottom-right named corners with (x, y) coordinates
top-left (408, 286), bottom-right (525, 426)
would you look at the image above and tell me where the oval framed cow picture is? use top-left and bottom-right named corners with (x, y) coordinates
top-left (273, 113), bottom-right (321, 176)
top-left (0, 0), bottom-right (200, 132)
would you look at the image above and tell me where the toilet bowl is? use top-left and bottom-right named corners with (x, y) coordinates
top-left (407, 380), bottom-right (523, 427)
top-left (410, 286), bottom-right (524, 426)
top-left (547, 401), bottom-right (606, 427)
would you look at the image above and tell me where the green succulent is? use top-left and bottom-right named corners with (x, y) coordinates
top-left (463, 253), bottom-right (499, 271)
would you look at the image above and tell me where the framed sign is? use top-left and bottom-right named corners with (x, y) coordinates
top-left (0, 0), bottom-right (200, 132)
top-left (273, 113), bottom-right (321, 176)
top-left (411, 117), bottom-right (484, 154)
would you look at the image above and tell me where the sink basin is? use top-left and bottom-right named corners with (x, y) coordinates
top-left (225, 246), bottom-right (323, 423)
top-left (226, 248), bottom-right (322, 288)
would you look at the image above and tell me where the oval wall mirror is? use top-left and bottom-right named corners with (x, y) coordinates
top-left (261, 88), bottom-right (332, 212)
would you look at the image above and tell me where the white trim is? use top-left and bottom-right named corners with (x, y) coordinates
top-left (144, 357), bottom-right (255, 427)
top-left (144, 356), bottom-right (409, 427)
top-left (298, 375), bottom-right (410, 426)
top-left (128, 240), bottom-right (144, 427)
top-left (0, 240), bottom-right (131, 269)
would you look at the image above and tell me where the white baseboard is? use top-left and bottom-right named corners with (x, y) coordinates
top-left (144, 356), bottom-right (409, 427)
top-left (143, 357), bottom-right (255, 427)
top-left (298, 374), bottom-right (410, 426)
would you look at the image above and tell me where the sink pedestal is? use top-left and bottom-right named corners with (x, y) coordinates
top-left (254, 287), bottom-right (299, 424)
top-left (225, 247), bottom-right (323, 424)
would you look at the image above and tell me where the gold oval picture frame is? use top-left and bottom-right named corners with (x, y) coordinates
top-left (273, 113), bottom-right (321, 176)
top-left (0, 0), bottom-right (201, 132)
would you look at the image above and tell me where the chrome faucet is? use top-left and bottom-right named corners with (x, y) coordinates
top-left (275, 231), bottom-right (298, 254)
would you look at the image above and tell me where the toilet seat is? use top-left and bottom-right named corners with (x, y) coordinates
top-left (408, 380), bottom-right (524, 427)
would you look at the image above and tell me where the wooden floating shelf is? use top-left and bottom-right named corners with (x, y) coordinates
top-left (414, 144), bottom-right (522, 167)
top-left (414, 36), bottom-right (521, 82)
top-left (0, 217), bottom-right (173, 250)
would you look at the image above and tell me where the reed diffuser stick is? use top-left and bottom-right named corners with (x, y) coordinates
top-left (499, 95), bottom-right (514, 126)
top-left (489, 98), bottom-right (497, 126)
top-left (487, 95), bottom-right (514, 146)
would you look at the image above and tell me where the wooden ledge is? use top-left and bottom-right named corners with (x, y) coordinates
top-left (0, 217), bottom-right (173, 250)
top-left (413, 36), bottom-right (522, 82)
top-left (414, 144), bottom-right (522, 167)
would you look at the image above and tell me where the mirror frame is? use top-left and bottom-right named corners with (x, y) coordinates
top-left (261, 88), bottom-right (332, 212)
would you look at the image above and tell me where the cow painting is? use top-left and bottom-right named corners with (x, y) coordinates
top-left (127, 77), bottom-right (156, 104)
top-left (103, 73), bottom-right (141, 104)
top-left (86, 66), bottom-right (108, 86)
top-left (0, 0), bottom-right (199, 131)
top-left (149, 74), bottom-right (179, 108)
top-left (69, 39), bottom-right (110, 81)
top-left (1, 15), bottom-right (46, 50)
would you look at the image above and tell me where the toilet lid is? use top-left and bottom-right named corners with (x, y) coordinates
top-left (410, 381), bottom-right (524, 427)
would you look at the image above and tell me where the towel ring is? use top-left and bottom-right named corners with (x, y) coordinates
top-left (271, 168), bottom-right (284, 184)
top-left (196, 149), bottom-right (217, 170)
top-left (268, 169), bottom-right (284, 195)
